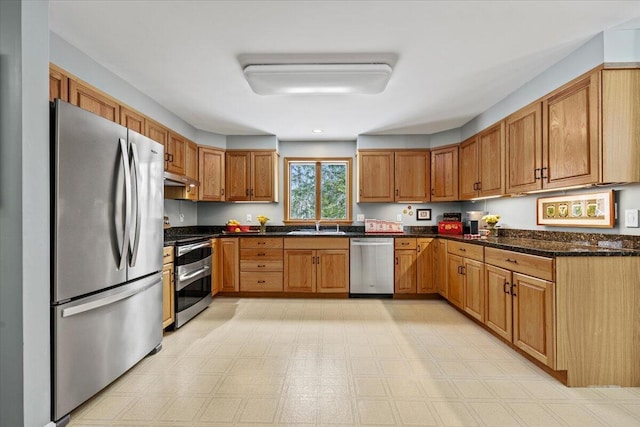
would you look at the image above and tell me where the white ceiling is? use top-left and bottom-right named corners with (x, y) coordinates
top-left (49, 1), bottom-right (640, 141)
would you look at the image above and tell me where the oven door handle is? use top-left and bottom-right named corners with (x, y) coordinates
top-left (177, 266), bottom-right (210, 285)
top-left (177, 241), bottom-right (211, 257)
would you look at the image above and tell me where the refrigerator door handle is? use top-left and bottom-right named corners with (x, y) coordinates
top-left (129, 141), bottom-right (142, 267)
top-left (119, 138), bottom-right (132, 271)
top-left (61, 279), bottom-right (157, 318)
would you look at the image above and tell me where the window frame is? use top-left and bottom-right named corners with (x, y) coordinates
top-left (283, 157), bottom-right (353, 224)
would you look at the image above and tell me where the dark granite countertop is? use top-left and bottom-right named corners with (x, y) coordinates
top-left (163, 226), bottom-right (640, 257)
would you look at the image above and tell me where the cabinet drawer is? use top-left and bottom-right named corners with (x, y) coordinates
top-left (163, 246), bottom-right (174, 264)
top-left (447, 240), bottom-right (484, 262)
top-left (395, 238), bottom-right (417, 250)
top-left (240, 237), bottom-right (283, 249)
top-left (240, 272), bottom-right (283, 291)
top-left (240, 260), bottom-right (283, 272)
top-left (240, 248), bottom-right (283, 260)
top-left (485, 247), bottom-right (553, 281)
top-left (284, 237), bottom-right (349, 250)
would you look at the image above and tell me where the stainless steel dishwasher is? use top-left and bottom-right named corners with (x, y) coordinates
top-left (350, 238), bottom-right (394, 296)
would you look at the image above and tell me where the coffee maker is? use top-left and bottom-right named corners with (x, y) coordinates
top-left (465, 211), bottom-right (487, 235)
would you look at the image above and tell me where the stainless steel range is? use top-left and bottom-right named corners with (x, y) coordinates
top-left (173, 236), bottom-right (213, 328)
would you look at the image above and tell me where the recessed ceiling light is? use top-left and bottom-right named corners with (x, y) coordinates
top-left (312, 129), bottom-right (324, 134)
top-left (243, 63), bottom-right (393, 95)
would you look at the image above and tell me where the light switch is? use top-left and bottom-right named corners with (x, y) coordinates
top-left (356, 214), bottom-right (365, 222)
top-left (624, 209), bottom-right (639, 228)
top-left (396, 214), bottom-right (403, 222)
top-left (246, 213), bottom-right (252, 222)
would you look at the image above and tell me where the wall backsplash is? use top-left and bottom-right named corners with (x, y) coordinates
top-left (164, 199), bottom-right (198, 227)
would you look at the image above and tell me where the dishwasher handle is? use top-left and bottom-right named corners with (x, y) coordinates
top-left (351, 241), bottom-right (394, 246)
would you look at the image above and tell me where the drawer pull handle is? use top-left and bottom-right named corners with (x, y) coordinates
top-left (510, 283), bottom-right (517, 296)
top-left (503, 282), bottom-right (510, 294)
top-left (458, 248), bottom-right (466, 252)
top-left (258, 280), bottom-right (266, 284)
top-left (401, 242), bottom-right (409, 246)
top-left (257, 253), bottom-right (266, 256)
top-left (395, 257), bottom-right (399, 265)
top-left (258, 242), bottom-right (266, 245)
top-left (505, 258), bottom-right (518, 264)
top-left (258, 264), bottom-right (266, 268)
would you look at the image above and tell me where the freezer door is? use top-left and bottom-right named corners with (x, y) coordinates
top-left (52, 273), bottom-right (162, 422)
top-left (127, 130), bottom-right (164, 281)
top-left (53, 101), bottom-right (129, 302)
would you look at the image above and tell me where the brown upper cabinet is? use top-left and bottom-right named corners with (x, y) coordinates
top-left (198, 146), bottom-right (226, 201)
top-left (166, 132), bottom-right (186, 175)
top-left (226, 150), bottom-right (278, 202)
top-left (49, 64), bottom-right (69, 102)
top-left (119, 106), bottom-right (146, 135)
top-left (542, 70), bottom-right (600, 189)
top-left (602, 68), bottom-right (640, 183)
top-left (357, 150), bottom-right (431, 203)
top-left (69, 79), bottom-right (120, 123)
top-left (505, 102), bottom-right (543, 194)
top-left (459, 122), bottom-right (505, 199)
top-left (145, 119), bottom-right (169, 149)
top-left (430, 145), bottom-right (459, 201)
top-left (185, 139), bottom-right (198, 181)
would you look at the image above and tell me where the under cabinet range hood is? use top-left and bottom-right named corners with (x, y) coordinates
top-left (163, 170), bottom-right (199, 188)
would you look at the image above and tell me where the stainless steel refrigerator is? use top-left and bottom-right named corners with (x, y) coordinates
top-left (51, 100), bottom-right (164, 424)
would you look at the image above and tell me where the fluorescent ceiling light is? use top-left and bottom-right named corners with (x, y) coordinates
top-left (312, 129), bottom-right (324, 134)
top-left (243, 63), bottom-right (392, 95)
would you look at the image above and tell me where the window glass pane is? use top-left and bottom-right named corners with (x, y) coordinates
top-left (289, 163), bottom-right (316, 219)
top-left (320, 162), bottom-right (347, 219)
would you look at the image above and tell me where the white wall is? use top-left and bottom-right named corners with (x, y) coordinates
top-left (604, 29), bottom-right (640, 62)
top-left (0, 1), bottom-right (51, 426)
top-left (357, 134), bottom-right (429, 149)
top-left (227, 135), bottom-right (278, 150)
top-left (164, 199), bottom-right (198, 227)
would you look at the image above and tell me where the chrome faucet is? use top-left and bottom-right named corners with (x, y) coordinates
top-left (315, 220), bottom-right (321, 232)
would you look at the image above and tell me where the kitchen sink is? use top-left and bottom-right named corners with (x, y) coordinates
top-left (287, 230), bottom-right (346, 235)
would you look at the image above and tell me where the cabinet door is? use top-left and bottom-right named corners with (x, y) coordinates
top-left (166, 132), bottom-right (186, 175)
top-left (284, 250), bottom-right (316, 292)
top-left (478, 122), bottom-right (505, 198)
top-left (358, 151), bottom-right (394, 202)
top-left (542, 72), bottom-right (600, 189)
top-left (185, 140), bottom-right (198, 180)
top-left (395, 150), bottom-right (430, 202)
top-left (220, 238), bottom-right (239, 292)
top-left (431, 145), bottom-right (459, 201)
top-left (463, 258), bottom-right (485, 322)
top-left (69, 79), bottom-right (119, 122)
top-left (198, 147), bottom-right (225, 201)
top-left (395, 249), bottom-right (417, 294)
top-left (316, 249), bottom-right (349, 293)
top-left (512, 273), bottom-right (555, 368)
top-left (211, 239), bottom-right (221, 296)
top-left (251, 151), bottom-right (276, 201)
top-left (120, 106), bottom-right (145, 134)
top-left (484, 265), bottom-right (512, 342)
top-left (162, 263), bottom-right (174, 329)
top-left (506, 102), bottom-right (543, 194)
top-left (459, 136), bottom-right (479, 200)
top-left (49, 65), bottom-right (68, 102)
top-left (417, 239), bottom-right (435, 293)
top-left (226, 151), bottom-right (251, 201)
top-left (434, 239), bottom-right (448, 298)
top-left (446, 254), bottom-right (464, 308)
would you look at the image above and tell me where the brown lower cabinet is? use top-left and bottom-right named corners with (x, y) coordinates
top-left (162, 246), bottom-right (175, 329)
top-left (284, 238), bottom-right (349, 293)
top-left (240, 237), bottom-right (283, 292)
top-left (220, 238), bottom-right (239, 292)
top-left (446, 241), bottom-right (484, 318)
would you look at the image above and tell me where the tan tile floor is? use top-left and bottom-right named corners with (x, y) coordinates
top-left (69, 298), bottom-right (640, 426)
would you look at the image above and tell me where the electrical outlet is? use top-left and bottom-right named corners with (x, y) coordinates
top-left (179, 213), bottom-right (184, 223)
top-left (246, 213), bottom-right (252, 222)
top-left (356, 214), bottom-right (365, 222)
top-left (396, 214), bottom-right (402, 222)
top-left (625, 209), bottom-right (639, 228)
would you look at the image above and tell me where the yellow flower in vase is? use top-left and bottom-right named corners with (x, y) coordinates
top-left (481, 214), bottom-right (500, 236)
top-left (257, 215), bottom-right (269, 233)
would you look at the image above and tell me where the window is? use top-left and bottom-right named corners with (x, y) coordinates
top-left (284, 157), bottom-right (352, 223)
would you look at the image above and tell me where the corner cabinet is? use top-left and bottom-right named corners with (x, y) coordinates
top-left (226, 150), bottom-right (278, 202)
top-left (430, 145), bottom-right (459, 201)
top-left (198, 146), bottom-right (226, 201)
top-left (357, 150), bottom-right (430, 203)
top-left (284, 238), bottom-right (349, 293)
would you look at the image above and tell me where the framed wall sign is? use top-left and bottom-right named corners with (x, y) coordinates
top-left (536, 190), bottom-right (614, 228)
top-left (416, 209), bottom-right (432, 221)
